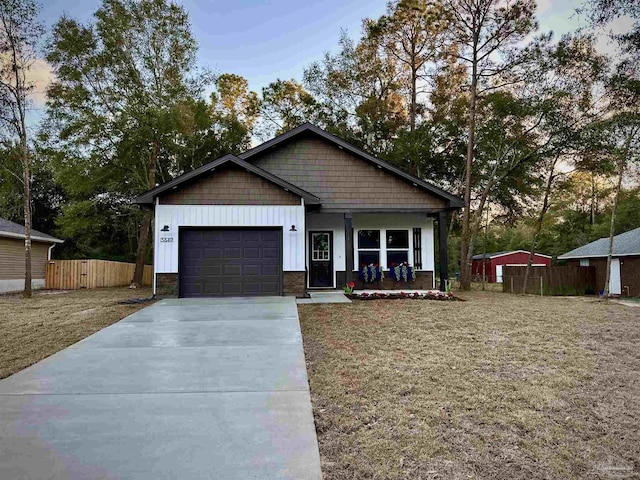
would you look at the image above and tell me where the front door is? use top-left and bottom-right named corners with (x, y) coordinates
top-left (609, 258), bottom-right (621, 295)
top-left (309, 231), bottom-right (333, 288)
top-left (496, 265), bottom-right (503, 283)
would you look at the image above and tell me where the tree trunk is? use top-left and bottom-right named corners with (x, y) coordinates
top-left (459, 48), bottom-right (478, 291)
top-left (131, 139), bottom-right (158, 287)
top-left (590, 172), bottom-right (596, 225)
top-left (410, 65), bottom-right (417, 133)
top-left (22, 142), bottom-right (32, 298)
top-left (523, 156), bottom-right (559, 294)
top-left (603, 159), bottom-right (625, 298)
top-left (481, 201), bottom-right (489, 290)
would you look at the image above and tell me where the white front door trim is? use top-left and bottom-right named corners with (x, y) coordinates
top-left (609, 258), bottom-right (621, 295)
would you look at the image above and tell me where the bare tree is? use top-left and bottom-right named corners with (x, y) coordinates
top-left (602, 125), bottom-right (639, 297)
top-left (444, 0), bottom-right (537, 290)
top-left (0, 0), bottom-right (44, 298)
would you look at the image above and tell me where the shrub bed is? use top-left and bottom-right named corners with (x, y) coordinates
top-left (346, 291), bottom-right (462, 301)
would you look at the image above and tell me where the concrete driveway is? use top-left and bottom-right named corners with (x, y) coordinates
top-left (0, 297), bottom-right (322, 480)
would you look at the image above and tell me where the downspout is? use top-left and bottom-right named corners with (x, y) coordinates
top-left (48, 243), bottom-right (56, 261)
top-left (153, 197), bottom-right (159, 296)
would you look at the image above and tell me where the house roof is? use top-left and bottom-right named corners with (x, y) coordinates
top-left (472, 250), bottom-right (552, 260)
top-left (134, 123), bottom-right (464, 208)
top-left (0, 217), bottom-right (63, 244)
top-left (239, 123), bottom-right (464, 209)
top-left (134, 154), bottom-right (321, 205)
top-left (558, 227), bottom-right (640, 259)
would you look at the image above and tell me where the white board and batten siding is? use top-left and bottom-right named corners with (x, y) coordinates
top-left (154, 205), bottom-right (306, 275)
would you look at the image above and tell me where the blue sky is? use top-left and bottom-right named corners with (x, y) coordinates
top-left (37, 0), bottom-right (596, 96)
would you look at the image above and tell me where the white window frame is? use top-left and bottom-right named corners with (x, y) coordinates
top-left (356, 229), bottom-right (381, 268)
top-left (579, 259), bottom-right (589, 267)
top-left (354, 228), bottom-right (415, 271)
top-left (385, 230), bottom-right (411, 266)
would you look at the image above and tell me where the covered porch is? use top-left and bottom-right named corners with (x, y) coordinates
top-left (305, 208), bottom-right (452, 292)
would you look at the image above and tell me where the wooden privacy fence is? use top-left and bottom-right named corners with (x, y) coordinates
top-left (46, 260), bottom-right (153, 290)
top-left (502, 265), bottom-right (596, 296)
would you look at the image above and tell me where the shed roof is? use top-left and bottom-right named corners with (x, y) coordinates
top-left (0, 217), bottom-right (63, 243)
top-left (472, 250), bottom-right (552, 260)
top-left (558, 227), bottom-right (640, 259)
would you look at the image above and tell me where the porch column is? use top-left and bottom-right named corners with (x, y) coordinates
top-left (344, 213), bottom-right (354, 283)
top-left (438, 211), bottom-right (449, 291)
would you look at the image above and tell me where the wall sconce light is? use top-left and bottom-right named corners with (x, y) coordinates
top-left (289, 225), bottom-right (297, 232)
top-left (161, 225), bottom-right (170, 232)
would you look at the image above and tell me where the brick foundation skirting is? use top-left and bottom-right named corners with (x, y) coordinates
top-left (341, 270), bottom-right (434, 290)
top-left (155, 273), bottom-right (178, 297)
top-left (283, 271), bottom-right (306, 296)
top-left (156, 272), bottom-right (306, 297)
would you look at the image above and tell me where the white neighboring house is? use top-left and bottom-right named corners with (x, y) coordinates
top-left (0, 217), bottom-right (63, 294)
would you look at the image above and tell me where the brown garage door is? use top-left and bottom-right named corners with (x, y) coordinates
top-left (179, 228), bottom-right (282, 297)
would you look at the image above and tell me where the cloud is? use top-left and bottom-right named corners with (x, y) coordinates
top-left (26, 58), bottom-right (55, 106)
top-left (595, 15), bottom-right (635, 57)
top-left (536, 0), bottom-right (553, 17)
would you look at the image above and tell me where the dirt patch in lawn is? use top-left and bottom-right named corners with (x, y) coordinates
top-left (0, 287), bottom-right (154, 379)
top-left (299, 291), bottom-right (640, 479)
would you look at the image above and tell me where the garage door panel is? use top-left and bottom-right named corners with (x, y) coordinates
top-left (224, 248), bottom-right (242, 258)
top-left (200, 265), bottom-right (222, 276)
top-left (262, 265), bottom-right (279, 276)
top-left (243, 265), bottom-right (261, 276)
top-left (263, 248), bottom-right (278, 259)
top-left (261, 231), bottom-right (279, 242)
top-left (261, 282), bottom-right (280, 295)
top-left (203, 282), bottom-right (222, 295)
top-left (222, 231), bottom-right (243, 242)
top-left (223, 282), bottom-right (242, 295)
top-left (243, 248), bottom-right (260, 259)
top-left (242, 231), bottom-right (261, 242)
top-left (180, 229), bottom-right (282, 297)
top-left (203, 247), bottom-right (223, 258)
top-left (223, 264), bottom-right (242, 276)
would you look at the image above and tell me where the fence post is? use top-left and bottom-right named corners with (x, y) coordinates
top-left (510, 276), bottom-right (514, 294)
top-left (540, 276), bottom-right (543, 297)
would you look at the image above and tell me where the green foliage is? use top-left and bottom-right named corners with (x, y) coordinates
top-left (0, 145), bottom-right (64, 234)
top-left (41, 0), bottom-right (258, 261)
top-left (259, 79), bottom-right (317, 139)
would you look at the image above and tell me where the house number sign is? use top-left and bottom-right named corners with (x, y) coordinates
top-left (160, 237), bottom-right (174, 243)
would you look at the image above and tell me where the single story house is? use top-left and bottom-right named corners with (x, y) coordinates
top-left (558, 227), bottom-right (640, 296)
top-left (471, 250), bottom-right (552, 283)
top-left (135, 123), bottom-right (463, 297)
top-left (0, 217), bottom-right (64, 294)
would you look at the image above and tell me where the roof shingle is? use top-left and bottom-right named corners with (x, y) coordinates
top-left (0, 217), bottom-right (63, 243)
top-left (558, 227), bottom-right (640, 259)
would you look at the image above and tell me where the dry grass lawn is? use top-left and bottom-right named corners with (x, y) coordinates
top-left (299, 291), bottom-right (640, 479)
top-left (0, 287), bottom-right (153, 379)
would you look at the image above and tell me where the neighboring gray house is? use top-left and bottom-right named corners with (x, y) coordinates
top-left (558, 227), bottom-right (640, 296)
top-left (135, 123), bottom-right (463, 297)
top-left (0, 217), bottom-right (63, 294)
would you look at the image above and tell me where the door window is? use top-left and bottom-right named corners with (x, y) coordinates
top-left (312, 233), bottom-right (330, 261)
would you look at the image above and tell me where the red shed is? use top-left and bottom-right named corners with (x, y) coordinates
top-left (471, 250), bottom-right (552, 283)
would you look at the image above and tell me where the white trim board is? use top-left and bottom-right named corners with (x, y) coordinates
top-left (558, 253), bottom-right (640, 260)
top-left (0, 231), bottom-right (63, 244)
top-left (484, 250), bottom-right (552, 260)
